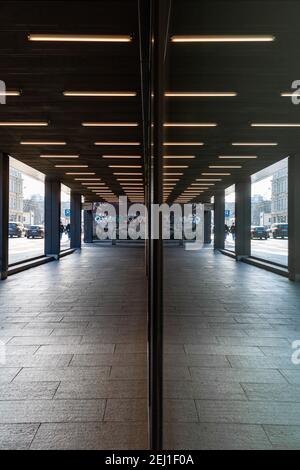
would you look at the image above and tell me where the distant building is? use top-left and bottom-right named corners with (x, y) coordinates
top-left (251, 195), bottom-right (271, 226)
top-left (9, 166), bottom-right (23, 222)
top-left (23, 194), bottom-right (44, 225)
top-left (271, 161), bottom-right (288, 223)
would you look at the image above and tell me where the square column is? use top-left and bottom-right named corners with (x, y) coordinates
top-left (45, 177), bottom-right (61, 258)
top-left (0, 153), bottom-right (9, 280)
top-left (204, 210), bottom-right (212, 244)
top-left (288, 155), bottom-right (300, 281)
top-left (70, 192), bottom-right (82, 249)
top-left (83, 210), bottom-right (93, 244)
top-left (214, 190), bottom-right (225, 250)
top-left (235, 177), bottom-right (251, 260)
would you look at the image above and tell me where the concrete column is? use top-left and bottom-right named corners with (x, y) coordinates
top-left (214, 190), bottom-right (225, 250)
top-left (235, 177), bottom-right (251, 260)
top-left (204, 210), bottom-right (212, 244)
top-left (45, 177), bottom-right (61, 258)
top-left (288, 155), bottom-right (300, 281)
top-left (70, 192), bottom-right (81, 249)
top-left (83, 210), bottom-right (93, 243)
top-left (0, 153), bottom-right (9, 280)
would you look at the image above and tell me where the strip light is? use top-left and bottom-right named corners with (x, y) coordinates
top-left (0, 91), bottom-right (21, 96)
top-left (218, 156), bottom-right (257, 159)
top-left (95, 142), bottom-right (140, 146)
top-left (165, 92), bottom-right (237, 97)
top-left (22, 141), bottom-right (67, 145)
top-left (232, 142), bottom-right (277, 146)
top-left (164, 123), bottom-right (217, 127)
top-left (0, 121), bottom-right (48, 126)
top-left (103, 156), bottom-right (141, 159)
top-left (251, 123), bottom-right (300, 127)
top-left (164, 142), bottom-right (204, 146)
top-left (28, 34), bottom-right (132, 42)
top-left (82, 122), bottom-right (138, 127)
top-left (40, 155), bottom-right (79, 159)
top-left (171, 35), bottom-right (275, 43)
top-left (64, 91), bottom-right (136, 97)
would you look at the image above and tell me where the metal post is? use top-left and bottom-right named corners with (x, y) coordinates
top-left (70, 192), bottom-right (81, 249)
top-left (214, 190), bottom-right (225, 250)
top-left (235, 177), bottom-right (251, 260)
top-left (0, 153), bottom-right (9, 280)
top-left (288, 155), bottom-right (300, 281)
top-left (45, 177), bottom-right (61, 259)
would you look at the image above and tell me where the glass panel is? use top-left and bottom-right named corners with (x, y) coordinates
top-left (251, 158), bottom-right (288, 266)
top-left (8, 157), bottom-right (45, 264)
top-left (225, 184), bottom-right (236, 251)
top-left (60, 184), bottom-right (71, 251)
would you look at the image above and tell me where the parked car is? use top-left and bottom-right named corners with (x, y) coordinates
top-left (251, 226), bottom-right (268, 240)
top-left (26, 225), bottom-right (45, 239)
top-left (8, 222), bottom-right (26, 238)
top-left (271, 223), bottom-right (288, 239)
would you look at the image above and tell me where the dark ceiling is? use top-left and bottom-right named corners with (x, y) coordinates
top-left (1, 0), bottom-right (300, 203)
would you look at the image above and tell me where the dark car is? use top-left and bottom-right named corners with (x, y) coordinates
top-left (251, 226), bottom-right (268, 240)
top-left (271, 223), bottom-right (288, 239)
top-left (8, 222), bottom-right (26, 238)
top-left (27, 225), bottom-right (45, 239)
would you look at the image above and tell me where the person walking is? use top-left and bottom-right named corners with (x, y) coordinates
top-left (224, 224), bottom-right (229, 240)
top-left (230, 223), bottom-right (236, 241)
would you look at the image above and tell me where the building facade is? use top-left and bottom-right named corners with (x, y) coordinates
top-left (271, 162), bottom-right (288, 223)
top-left (9, 166), bottom-right (23, 222)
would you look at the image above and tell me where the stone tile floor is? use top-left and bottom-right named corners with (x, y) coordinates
top-left (0, 245), bottom-right (148, 449)
top-left (164, 246), bottom-right (300, 450)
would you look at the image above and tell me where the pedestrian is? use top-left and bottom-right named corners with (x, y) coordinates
top-left (224, 224), bottom-right (229, 240)
top-left (230, 223), bottom-right (236, 241)
top-left (66, 223), bottom-right (71, 240)
top-left (60, 222), bottom-right (65, 240)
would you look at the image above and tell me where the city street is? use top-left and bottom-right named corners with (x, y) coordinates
top-left (9, 234), bottom-right (70, 265)
top-left (225, 236), bottom-right (288, 266)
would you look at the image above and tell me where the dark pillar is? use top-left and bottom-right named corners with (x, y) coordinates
top-left (83, 210), bottom-right (93, 243)
top-left (214, 190), bottom-right (225, 250)
top-left (204, 210), bottom-right (212, 244)
top-left (288, 155), bottom-right (300, 281)
top-left (235, 177), bottom-right (251, 260)
top-left (45, 177), bottom-right (61, 258)
top-left (70, 192), bottom-right (81, 249)
top-left (0, 153), bottom-right (9, 280)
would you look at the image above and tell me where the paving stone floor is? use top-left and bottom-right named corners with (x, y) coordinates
top-left (0, 245), bottom-right (148, 450)
top-left (164, 246), bottom-right (300, 450)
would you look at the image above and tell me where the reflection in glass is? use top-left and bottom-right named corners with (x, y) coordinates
top-left (225, 185), bottom-right (235, 252)
top-left (60, 184), bottom-right (71, 251)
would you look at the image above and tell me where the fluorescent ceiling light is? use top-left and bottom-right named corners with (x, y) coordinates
top-left (163, 165), bottom-right (188, 168)
top-left (164, 178), bottom-right (180, 181)
top-left (163, 156), bottom-right (195, 159)
top-left (21, 141), bottom-right (67, 145)
top-left (40, 155), bottom-right (79, 159)
top-left (202, 172), bottom-right (231, 176)
top-left (171, 35), bottom-right (275, 43)
top-left (197, 178), bottom-right (222, 181)
top-left (109, 165), bottom-right (142, 168)
top-left (251, 123), bottom-right (300, 127)
top-left (209, 165), bottom-right (242, 169)
top-left (192, 183), bottom-right (215, 186)
top-left (28, 34), bottom-right (132, 42)
top-left (165, 91), bottom-right (237, 97)
top-left (103, 155), bottom-right (142, 159)
top-left (66, 172), bottom-right (95, 175)
top-left (117, 178), bottom-right (143, 181)
top-left (95, 142), bottom-right (140, 146)
top-left (232, 142), bottom-right (277, 146)
top-left (113, 172), bottom-right (142, 176)
top-left (82, 122), bottom-right (138, 127)
top-left (164, 142), bottom-right (203, 146)
top-left (0, 91), bottom-right (21, 96)
top-left (55, 165), bottom-right (88, 168)
top-left (164, 122), bottom-right (217, 127)
top-left (0, 121), bottom-right (48, 126)
top-left (81, 183), bottom-right (105, 186)
top-left (163, 173), bottom-right (183, 176)
top-left (74, 178), bottom-right (101, 181)
top-left (218, 156), bottom-right (257, 159)
top-left (64, 91), bottom-right (136, 97)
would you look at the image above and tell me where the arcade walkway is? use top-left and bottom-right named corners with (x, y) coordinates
top-left (0, 245), bottom-right (148, 450)
top-left (164, 247), bottom-right (300, 450)
top-left (1, 244), bottom-right (300, 449)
